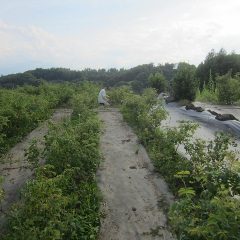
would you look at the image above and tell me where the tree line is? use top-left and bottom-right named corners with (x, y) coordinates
top-left (0, 64), bottom-right (175, 93)
top-left (148, 49), bottom-right (240, 104)
top-left (1, 49), bottom-right (240, 104)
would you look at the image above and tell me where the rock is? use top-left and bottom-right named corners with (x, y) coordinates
top-left (215, 114), bottom-right (238, 121)
top-left (208, 109), bottom-right (239, 121)
top-left (208, 110), bottom-right (219, 116)
top-left (132, 207), bottom-right (137, 211)
top-left (185, 103), bottom-right (195, 110)
top-left (185, 103), bottom-right (204, 112)
top-left (195, 107), bottom-right (205, 112)
top-left (129, 166), bottom-right (137, 169)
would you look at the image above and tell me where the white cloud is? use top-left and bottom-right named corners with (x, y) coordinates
top-left (0, 0), bottom-right (240, 74)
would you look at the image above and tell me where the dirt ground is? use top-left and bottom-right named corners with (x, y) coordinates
top-left (97, 109), bottom-right (175, 240)
top-left (0, 108), bottom-right (72, 226)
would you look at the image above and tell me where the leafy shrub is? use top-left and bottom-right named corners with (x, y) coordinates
top-left (121, 88), bottom-right (167, 134)
top-left (148, 122), bottom-right (197, 191)
top-left (216, 72), bottom-right (240, 104)
top-left (196, 88), bottom-right (218, 103)
top-left (44, 118), bottom-right (100, 175)
top-left (121, 88), bottom-right (240, 239)
top-left (148, 72), bottom-right (167, 94)
top-left (4, 167), bottom-right (100, 240)
top-left (70, 82), bottom-right (99, 119)
top-left (108, 86), bottom-right (132, 106)
top-left (159, 131), bottom-right (240, 239)
top-left (173, 62), bottom-right (197, 101)
top-left (0, 83), bottom-right (74, 157)
top-left (169, 189), bottom-right (240, 240)
top-left (3, 83), bottom-right (101, 240)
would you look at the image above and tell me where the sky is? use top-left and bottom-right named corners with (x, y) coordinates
top-left (0, 0), bottom-right (240, 75)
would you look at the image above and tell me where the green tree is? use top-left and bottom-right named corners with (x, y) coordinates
top-left (173, 62), bottom-right (197, 101)
top-left (148, 72), bottom-right (167, 94)
top-left (196, 49), bottom-right (240, 90)
top-left (216, 71), bottom-right (240, 104)
top-left (208, 68), bottom-right (215, 92)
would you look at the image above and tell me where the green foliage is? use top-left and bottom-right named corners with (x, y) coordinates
top-left (121, 88), bottom-right (167, 143)
top-left (196, 68), bottom-right (218, 103)
top-left (148, 72), bottom-right (167, 94)
top-left (151, 127), bottom-right (240, 239)
top-left (108, 86), bottom-right (132, 106)
top-left (169, 189), bottom-right (240, 240)
top-left (177, 187), bottom-right (196, 198)
top-left (196, 71), bottom-right (240, 104)
top-left (208, 69), bottom-right (215, 92)
top-left (149, 122), bottom-right (197, 191)
top-left (70, 82), bottom-right (99, 118)
top-left (0, 72), bottom-right (40, 88)
top-left (173, 62), bottom-right (197, 101)
top-left (4, 167), bottom-right (100, 240)
top-left (196, 49), bottom-right (240, 90)
top-left (216, 72), bottom-right (240, 104)
top-left (3, 83), bottom-right (101, 240)
top-left (196, 87), bottom-right (218, 103)
top-left (195, 49), bottom-right (240, 105)
top-left (44, 117), bottom-right (100, 175)
top-left (0, 83), bottom-right (74, 157)
top-left (24, 140), bottom-right (41, 170)
top-left (0, 64), bottom-right (176, 93)
top-left (168, 133), bottom-right (240, 239)
top-left (121, 89), bottom-right (240, 239)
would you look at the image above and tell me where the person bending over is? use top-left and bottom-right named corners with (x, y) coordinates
top-left (98, 87), bottom-right (110, 106)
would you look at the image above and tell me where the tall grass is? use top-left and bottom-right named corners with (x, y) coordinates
top-left (195, 88), bottom-right (218, 103)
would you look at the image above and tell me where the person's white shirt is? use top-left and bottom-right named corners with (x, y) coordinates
top-left (98, 88), bottom-right (107, 104)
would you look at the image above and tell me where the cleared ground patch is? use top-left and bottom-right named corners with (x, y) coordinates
top-left (97, 108), bottom-right (175, 240)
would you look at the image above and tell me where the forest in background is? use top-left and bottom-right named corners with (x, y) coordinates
top-left (0, 63), bottom-right (175, 93)
top-left (1, 49), bottom-right (240, 104)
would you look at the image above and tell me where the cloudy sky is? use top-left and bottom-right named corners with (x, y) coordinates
top-left (1, 0), bottom-right (240, 75)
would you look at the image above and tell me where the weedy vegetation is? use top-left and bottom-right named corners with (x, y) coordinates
top-left (1, 82), bottom-right (102, 240)
top-left (0, 83), bottom-right (74, 158)
top-left (111, 86), bottom-right (240, 240)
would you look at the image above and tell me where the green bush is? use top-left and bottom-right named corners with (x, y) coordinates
top-left (108, 86), bottom-right (132, 106)
top-left (44, 118), bottom-right (100, 175)
top-left (169, 189), bottom-right (240, 240)
top-left (0, 83), bottom-right (74, 157)
top-left (148, 72), bottom-right (167, 94)
top-left (4, 167), bottom-right (100, 240)
top-left (148, 122), bottom-right (197, 191)
top-left (120, 89), bottom-right (240, 239)
top-left (173, 62), bottom-right (197, 101)
top-left (216, 72), bottom-right (240, 104)
top-left (121, 88), bottom-right (167, 133)
top-left (3, 83), bottom-right (101, 240)
top-left (196, 88), bottom-right (218, 103)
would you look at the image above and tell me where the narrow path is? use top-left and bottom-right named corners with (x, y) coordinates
top-left (97, 109), bottom-right (175, 240)
top-left (0, 108), bottom-right (72, 226)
